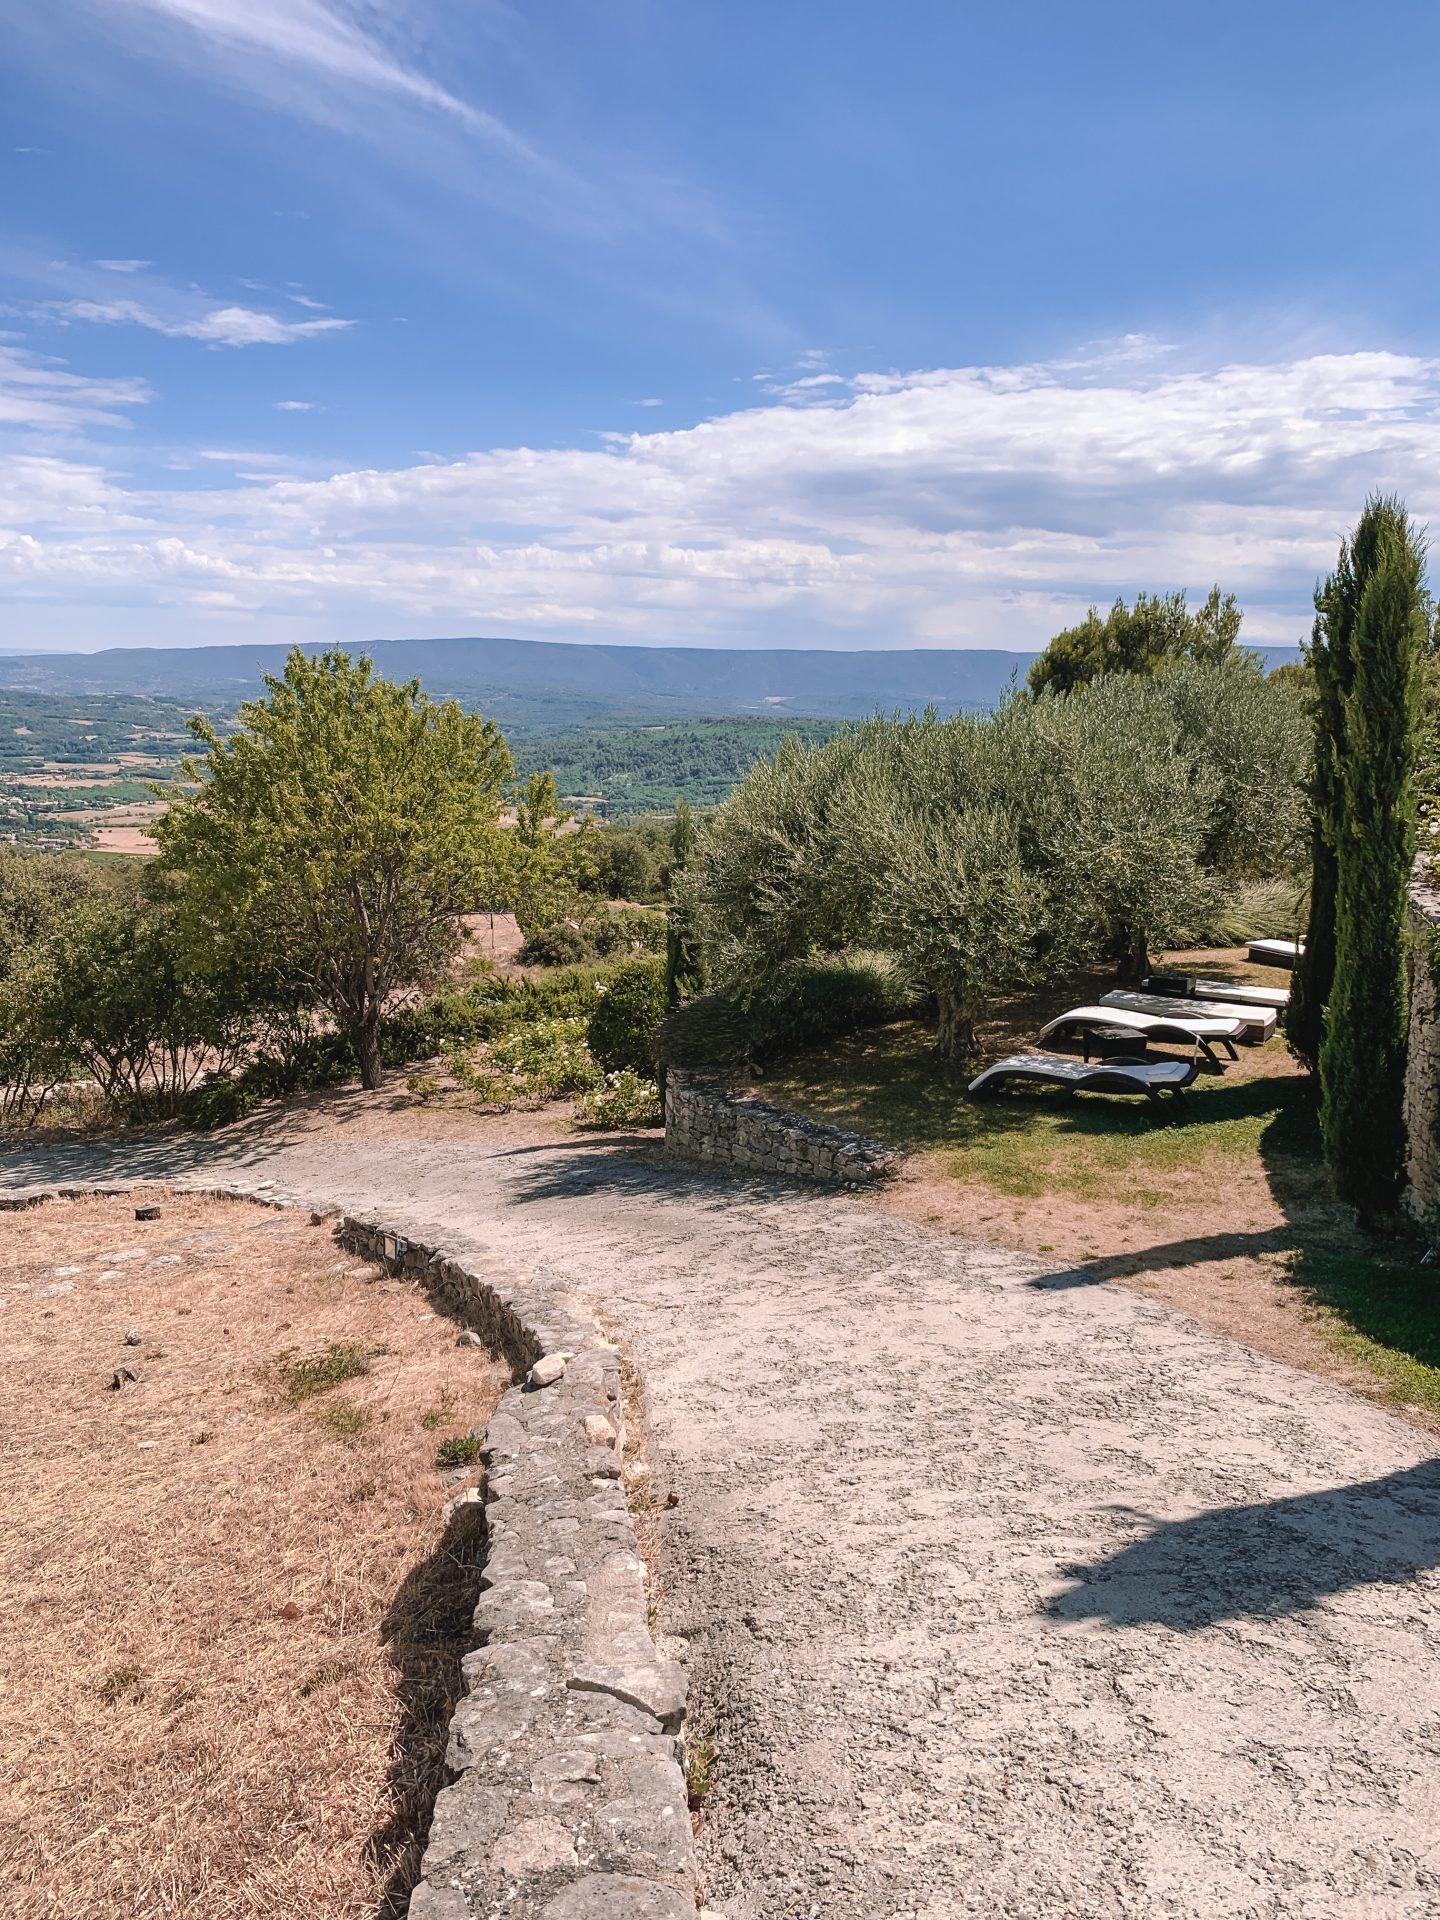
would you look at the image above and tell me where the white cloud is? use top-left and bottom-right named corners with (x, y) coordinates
top-left (0, 339), bottom-right (148, 432)
top-left (288, 293), bottom-right (328, 310)
top-left (6, 340), bottom-right (1440, 648)
top-left (274, 398), bottom-right (317, 411)
top-left (52, 297), bottom-right (352, 347)
top-left (95, 0), bottom-right (529, 151)
top-left (96, 258), bottom-right (152, 273)
top-left (633, 397), bottom-right (664, 408)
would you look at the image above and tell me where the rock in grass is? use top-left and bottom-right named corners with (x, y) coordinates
top-left (456, 1329), bottom-right (484, 1347)
top-left (134, 1205), bottom-right (161, 1221)
top-left (124, 1328), bottom-right (143, 1346)
top-left (109, 1365), bottom-right (141, 1390)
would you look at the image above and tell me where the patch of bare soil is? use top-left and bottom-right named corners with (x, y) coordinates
top-left (457, 909), bottom-right (525, 971)
top-left (875, 1151), bottom-right (1418, 1422)
top-left (0, 1190), bottom-right (509, 1919)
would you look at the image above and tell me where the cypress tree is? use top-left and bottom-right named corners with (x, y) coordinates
top-left (1318, 495), bottom-right (1425, 1219)
top-left (1288, 554), bottom-right (1359, 1069)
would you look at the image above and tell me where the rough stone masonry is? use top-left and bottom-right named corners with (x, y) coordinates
top-left (664, 1071), bottom-right (901, 1186)
top-left (1, 1179), bottom-right (699, 1920)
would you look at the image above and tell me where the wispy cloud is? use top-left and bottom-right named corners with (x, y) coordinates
top-left (95, 258), bottom-right (151, 273)
top-left (0, 339), bottom-right (148, 432)
top-left (100, 0), bottom-right (530, 152)
top-left (273, 398), bottom-right (317, 411)
top-left (633, 397), bottom-right (664, 408)
top-left (51, 297), bottom-right (352, 347)
top-left (7, 340), bottom-right (1435, 648)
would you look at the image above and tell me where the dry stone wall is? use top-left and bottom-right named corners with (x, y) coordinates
top-left (1, 1177), bottom-right (697, 1920)
top-left (1404, 861), bottom-right (1440, 1219)
top-left (664, 1071), bottom-right (902, 1185)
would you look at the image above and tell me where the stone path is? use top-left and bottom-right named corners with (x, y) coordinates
top-left (7, 1133), bottom-right (1440, 1918)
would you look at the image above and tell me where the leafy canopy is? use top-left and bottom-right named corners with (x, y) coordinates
top-left (1027, 586), bottom-right (1245, 695)
top-left (693, 663), bottom-right (1306, 1061)
top-left (156, 648), bottom-right (512, 1088)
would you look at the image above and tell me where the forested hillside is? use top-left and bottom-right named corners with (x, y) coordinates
top-left (513, 718), bottom-right (839, 813)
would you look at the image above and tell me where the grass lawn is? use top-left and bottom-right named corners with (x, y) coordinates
top-left (760, 952), bottom-right (1440, 1430)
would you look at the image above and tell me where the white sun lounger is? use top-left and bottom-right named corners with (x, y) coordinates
top-left (969, 1052), bottom-right (1196, 1104)
top-left (1143, 971), bottom-right (1289, 1011)
top-left (1038, 1005), bottom-right (1244, 1070)
top-left (1248, 938), bottom-right (1303, 969)
top-left (1099, 989), bottom-right (1276, 1043)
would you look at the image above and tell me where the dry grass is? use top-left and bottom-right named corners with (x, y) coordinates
top-left (0, 1190), bottom-right (509, 1920)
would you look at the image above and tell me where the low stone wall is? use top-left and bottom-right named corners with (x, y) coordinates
top-left (1404, 862), bottom-right (1440, 1218)
top-left (664, 1070), bottom-right (902, 1185)
top-left (2, 1177), bottom-right (697, 1920)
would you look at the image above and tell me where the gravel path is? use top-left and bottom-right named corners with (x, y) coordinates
top-left (8, 1133), bottom-right (1440, 1918)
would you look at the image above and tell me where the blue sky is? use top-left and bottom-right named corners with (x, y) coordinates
top-left (5, 0), bottom-right (1440, 652)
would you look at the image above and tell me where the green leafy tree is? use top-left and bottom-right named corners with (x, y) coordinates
top-left (586, 956), bottom-right (669, 1075)
top-left (4, 890), bottom-right (258, 1115)
top-left (506, 770), bottom-right (596, 934)
top-left (878, 804), bottom-right (1046, 1059)
top-left (1031, 675), bottom-right (1221, 979)
top-left (1318, 497), bottom-right (1426, 1218)
top-left (1027, 586), bottom-right (1244, 694)
top-left (663, 797), bottom-right (707, 1005)
top-left (1154, 658), bottom-right (1310, 881)
top-left (156, 649), bottom-right (512, 1090)
top-left (591, 827), bottom-right (659, 902)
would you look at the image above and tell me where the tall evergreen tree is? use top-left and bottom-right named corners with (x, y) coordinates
top-left (1318, 496), bottom-right (1425, 1218)
top-left (1288, 552), bottom-right (1360, 1070)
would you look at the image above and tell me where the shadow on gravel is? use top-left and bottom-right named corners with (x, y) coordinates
top-left (1050, 1460), bottom-right (1440, 1629)
top-left (367, 1500), bottom-right (489, 1920)
top-left (0, 1132), bottom-right (290, 1191)
top-left (501, 1142), bottom-right (826, 1213)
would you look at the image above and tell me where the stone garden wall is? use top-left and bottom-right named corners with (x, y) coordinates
top-left (1, 1177), bottom-right (698, 1920)
top-left (1404, 861), bottom-right (1440, 1219)
top-left (664, 1070), bottom-right (902, 1185)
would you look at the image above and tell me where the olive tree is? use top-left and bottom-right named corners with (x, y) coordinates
top-left (157, 649), bottom-right (512, 1090)
top-left (1034, 675), bottom-right (1221, 977)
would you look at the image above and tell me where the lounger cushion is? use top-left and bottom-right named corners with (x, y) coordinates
top-left (968, 1051), bottom-right (1196, 1097)
top-left (1038, 1005), bottom-right (1244, 1044)
top-left (1143, 973), bottom-right (1289, 1011)
top-left (1099, 989), bottom-right (1276, 1041)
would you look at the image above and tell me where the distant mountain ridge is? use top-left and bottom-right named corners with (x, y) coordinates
top-left (0, 635), bottom-right (1303, 729)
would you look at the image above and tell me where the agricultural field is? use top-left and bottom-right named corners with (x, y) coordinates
top-left (0, 693), bottom-right (220, 854)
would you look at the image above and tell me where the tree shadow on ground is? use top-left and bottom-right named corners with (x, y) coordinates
top-left (0, 1129), bottom-right (292, 1190)
top-left (1049, 1459), bottom-right (1440, 1629)
top-left (366, 1499), bottom-right (489, 1920)
top-left (499, 1138), bottom-right (832, 1215)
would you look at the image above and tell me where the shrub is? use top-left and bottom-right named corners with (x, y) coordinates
top-left (586, 958), bottom-right (668, 1075)
top-left (516, 921), bottom-right (592, 967)
top-left (588, 907), bottom-right (666, 958)
top-left (518, 909), bottom-right (665, 967)
top-left (576, 1068), bottom-right (663, 1129)
top-left (658, 950), bottom-right (916, 1071)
